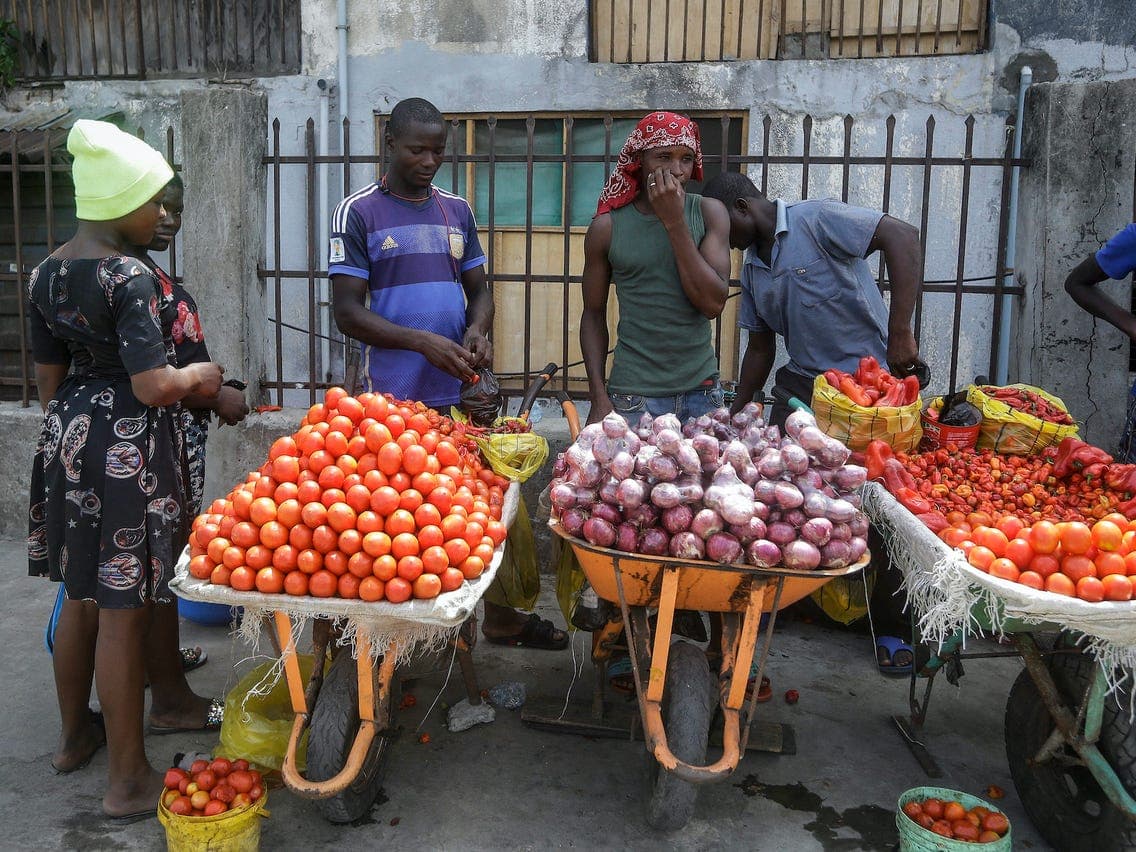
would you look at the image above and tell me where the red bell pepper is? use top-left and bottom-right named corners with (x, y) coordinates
top-left (882, 457), bottom-right (917, 493)
top-left (915, 512), bottom-right (950, 533)
top-left (865, 440), bottom-right (894, 482)
top-left (1052, 437), bottom-right (1113, 479)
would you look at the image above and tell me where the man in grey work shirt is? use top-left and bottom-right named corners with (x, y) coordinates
top-left (703, 172), bottom-right (926, 427)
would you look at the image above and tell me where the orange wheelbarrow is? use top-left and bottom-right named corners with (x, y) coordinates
top-left (540, 522), bottom-right (866, 830)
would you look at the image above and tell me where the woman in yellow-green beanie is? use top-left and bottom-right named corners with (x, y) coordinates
top-left (26, 119), bottom-right (225, 821)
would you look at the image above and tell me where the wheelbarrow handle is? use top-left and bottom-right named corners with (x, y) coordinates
top-left (518, 362), bottom-right (559, 421)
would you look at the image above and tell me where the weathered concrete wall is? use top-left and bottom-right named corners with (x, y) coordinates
top-left (0, 404), bottom-right (39, 539)
top-left (1014, 78), bottom-right (1136, 449)
top-left (179, 87), bottom-right (273, 500)
top-left (0, 402), bottom-right (304, 538)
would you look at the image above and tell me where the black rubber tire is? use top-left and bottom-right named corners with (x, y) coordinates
top-left (1005, 647), bottom-right (1136, 852)
top-left (306, 649), bottom-right (397, 824)
top-left (644, 641), bottom-right (718, 832)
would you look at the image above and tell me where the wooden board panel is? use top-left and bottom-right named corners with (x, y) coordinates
top-left (484, 229), bottom-right (743, 394)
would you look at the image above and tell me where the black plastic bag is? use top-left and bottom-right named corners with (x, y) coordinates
top-left (460, 368), bottom-right (502, 427)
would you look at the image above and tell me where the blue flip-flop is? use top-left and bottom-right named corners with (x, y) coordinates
top-left (876, 635), bottom-right (914, 676)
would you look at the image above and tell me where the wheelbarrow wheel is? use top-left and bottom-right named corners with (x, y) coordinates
top-left (307, 647), bottom-right (398, 824)
top-left (1005, 646), bottom-right (1136, 851)
top-left (644, 641), bottom-right (717, 832)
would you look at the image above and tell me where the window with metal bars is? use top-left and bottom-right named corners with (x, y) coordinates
top-left (589, 0), bottom-right (988, 62)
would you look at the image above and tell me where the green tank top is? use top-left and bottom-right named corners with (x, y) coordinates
top-left (606, 192), bottom-right (719, 396)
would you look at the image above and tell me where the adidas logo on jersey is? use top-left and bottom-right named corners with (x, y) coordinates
top-left (381, 235), bottom-right (398, 251)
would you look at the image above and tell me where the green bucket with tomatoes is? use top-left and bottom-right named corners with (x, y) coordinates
top-left (897, 786), bottom-right (1012, 851)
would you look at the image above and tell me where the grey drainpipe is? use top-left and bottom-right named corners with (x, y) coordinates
top-left (994, 65), bottom-right (1032, 385)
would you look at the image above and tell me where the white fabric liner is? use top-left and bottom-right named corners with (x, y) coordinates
top-left (171, 481), bottom-right (519, 669)
top-left (862, 482), bottom-right (1136, 706)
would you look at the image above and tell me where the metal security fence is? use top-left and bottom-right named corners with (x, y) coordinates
top-left (262, 109), bottom-right (1025, 407)
top-left (2, 0), bottom-right (301, 80)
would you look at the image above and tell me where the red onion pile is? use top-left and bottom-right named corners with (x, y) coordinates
top-left (549, 405), bottom-right (869, 570)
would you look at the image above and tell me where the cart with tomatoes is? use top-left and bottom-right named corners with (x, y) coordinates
top-left (170, 385), bottom-right (529, 823)
top-left (862, 434), bottom-right (1136, 852)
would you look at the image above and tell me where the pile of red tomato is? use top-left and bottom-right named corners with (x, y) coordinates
top-left (902, 795), bottom-right (1010, 843)
top-left (186, 388), bottom-right (510, 603)
top-left (162, 757), bottom-right (263, 818)
top-left (940, 514), bottom-right (1136, 602)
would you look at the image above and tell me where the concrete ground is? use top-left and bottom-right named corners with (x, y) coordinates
top-left (0, 537), bottom-right (1055, 851)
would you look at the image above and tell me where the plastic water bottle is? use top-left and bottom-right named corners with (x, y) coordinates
top-left (571, 583), bottom-right (610, 632)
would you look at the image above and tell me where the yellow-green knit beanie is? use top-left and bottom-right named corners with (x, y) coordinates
top-left (68, 120), bottom-right (174, 221)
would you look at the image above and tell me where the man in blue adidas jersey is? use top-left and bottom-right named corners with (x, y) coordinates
top-left (330, 98), bottom-right (568, 650)
top-left (330, 97), bottom-right (493, 407)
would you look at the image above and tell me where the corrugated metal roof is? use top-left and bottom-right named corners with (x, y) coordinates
top-left (0, 106), bottom-right (124, 160)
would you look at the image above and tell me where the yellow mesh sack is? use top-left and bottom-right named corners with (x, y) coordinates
top-left (965, 384), bottom-right (1080, 455)
top-left (810, 570), bottom-right (877, 626)
top-left (473, 431), bottom-right (549, 483)
top-left (810, 374), bottom-right (922, 453)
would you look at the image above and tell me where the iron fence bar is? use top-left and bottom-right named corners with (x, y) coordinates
top-left (800, 114), bottom-right (812, 198)
top-left (304, 118), bottom-right (318, 403)
top-left (840, 114), bottom-right (853, 202)
top-left (954, 0), bottom-right (964, 49)
top-left (523, 116), bottom-right (536, 387)
top-left (258, 269), bottom-right (1021, 290)
top-left (272, 118), bottom-right (284, 407)
top-left (166, 126), bottom-right (177, 280)
top-left (988, 117), bottom-right (1015, 379)
top-left (664, 0), bottom-right (672, 60)
top-left (260, 152), bottom-right (1025, 168)
top-left (877, 114), bottom-right (895, 291)
top-left (760, 115), bottom-right (770, 194)
top-left (562, 116), bottom-right (575, 394)
top-left (119, 0), bottom-right (130, 75)
top-left (10, 133), bottom-right (30, 406)
top-left (913, 115), bottom-right (935, 343)
top-left (682, 0), bottom-right (690, 60)
top-left (948, 116), bottom-right (976, 392)
top-left (487, 116), bottom-right (498, 353)
top-left (43, 133), bottom-right (56, 253)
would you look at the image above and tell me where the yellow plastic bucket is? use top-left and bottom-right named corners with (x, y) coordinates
top-left (157, 790), bottom-right (268, 852)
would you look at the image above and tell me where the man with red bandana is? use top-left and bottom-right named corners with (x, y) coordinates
top-left (580, 112), bottom-right (732, 427)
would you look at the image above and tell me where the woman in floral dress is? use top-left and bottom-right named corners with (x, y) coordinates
top-left (28, 120), bottom-right (224, 820)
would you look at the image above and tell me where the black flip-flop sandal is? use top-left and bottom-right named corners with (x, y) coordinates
top-left (107, 808), bottom-right (157, 825)
top-left (485, 613), bottom-right (569, 650)
top-left (149, 697), bottom-right (225, 736)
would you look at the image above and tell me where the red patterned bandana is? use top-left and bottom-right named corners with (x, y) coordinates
top-left (595, 112), bottom-right (703, 216)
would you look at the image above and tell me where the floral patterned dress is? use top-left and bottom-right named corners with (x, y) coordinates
top-left (151, 263), bottom-right (212, 520)
top-left (27, 256), bottom-right (188, 607)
